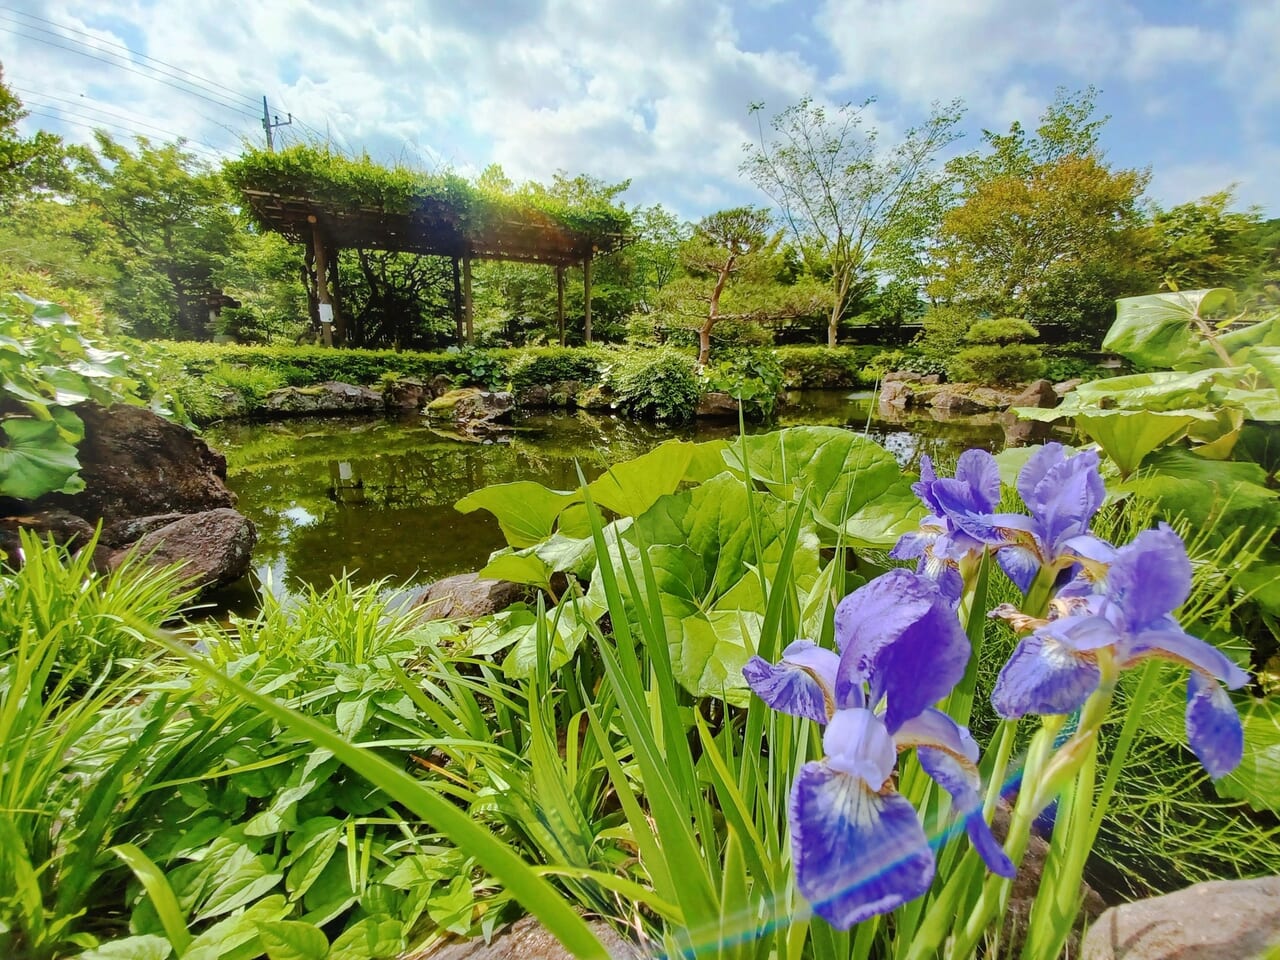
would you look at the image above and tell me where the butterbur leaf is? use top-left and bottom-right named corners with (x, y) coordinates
top-left (0, 416), bottom-right (83, 499)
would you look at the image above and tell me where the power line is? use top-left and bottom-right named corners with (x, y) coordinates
top-left (0, 6), bottom-right (262, 110)
top-left (14, 85), bottom-right (231, 155)
top-left (0, 24), bottom-right (259, 119)
top-left (22, 108), bottom-right (223, 162)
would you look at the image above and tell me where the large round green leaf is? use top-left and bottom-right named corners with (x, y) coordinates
top-left (0, 416), bottom-right (84, 499)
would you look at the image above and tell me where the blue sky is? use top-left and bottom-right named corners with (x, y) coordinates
top-left (2, 0), bottom-right (1277, 220)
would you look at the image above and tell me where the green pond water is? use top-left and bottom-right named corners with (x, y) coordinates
top-left (204, 390), bottom-right (1009, 609)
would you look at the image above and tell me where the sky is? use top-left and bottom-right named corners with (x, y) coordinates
top-left (1, 0), bottom-right (1277, 221)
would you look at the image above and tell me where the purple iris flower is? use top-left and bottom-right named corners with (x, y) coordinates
top-left (742, 569), bottom-right (1015, 929)
top-left (890, 449), bottom-right (1003, 602)
top-left (991, 524), bottom-right (1250, 778)
top-left (943, 443), bottom-right (1111, 593)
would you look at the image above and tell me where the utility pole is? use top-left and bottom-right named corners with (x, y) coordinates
top-left (261, 96), bottom-right (293, 152)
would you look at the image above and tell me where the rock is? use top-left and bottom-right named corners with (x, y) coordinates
top-left (1010, 379), bottom-right (1059, 410)
top-left (1055, 377), bottom-right (1085, 397)
top-left (114, 507), bottom-right (256, 593)
top-left (517, 385), bottom-right (552, 407)
top-left (1000, 411), bottom-right (1056, 448)
top-left (0, 508), bottom-right (96, 561)
top-left (425, 389), bottom-right (515, 427)
top-left (920, 373), bottom-right (942, 385)
top-left (696, 391), bottom-right (740, 418)
top-left (101, 512), bottom-right (190, 548)
top-left (428, 374), bottom-right (455, 398)
top-left (262, 381), bottom-right (383, 417)
top-left (383, 378), bottom-right (428, 413)
top-left (879, 379), bottom-right (915, 408)
top-left (39, 402), bottom-right (235, 523)
top-left (969, 386), bottom-right (1013, 410)
top-left (883, 370), bottom-right (923, 383)
top-left (405, 914), bottom-right (639, 960)
top-left (576, 385), bottom-right (613, 410)
top-left (930, 389), bottom-right (985, 415)
top-left (1082, 876), bottom-right (1280, 960)
top-left (411, 572), bottom-right (528, 620)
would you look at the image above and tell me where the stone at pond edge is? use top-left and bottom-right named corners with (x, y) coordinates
top-left (262, 381), bottom-right (383, 417)
top-left (101, 512), bottom-right (191, 548)
top-left (112, 507), bottom-right (257, 593)
top-left (1083, 876), bottom-right (1280, 960)
top-left (425, 389), bottom-right (515, 427)
top-left (0, 508), bottom-right (102, 564)
top-left (1010, 378), bottom-right (1059, 409)
top-left (39, 402), bottom-right (236, 522)
top-left (384, 378), bottom-right (429, 413)
top-left (696, 391), bottom-right (740, 418)
top-left (411, 573), bottom-right (529, 621)
top-left (403, 914), bottom-right (640, 960)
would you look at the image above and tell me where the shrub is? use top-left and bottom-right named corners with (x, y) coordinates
top-left (773, 346), bottom-right (876, 388)
top-left (948, 344), bottom-right (1046, 384)
top-left (604, 348), bottom-right (702, 422)
top-left (948, 316), bottom-right (1045, 385)
top-left (207, 361), bottom-right (285, 405)
top-left (965, 317), bottom-right (1040, 345)
top-left (507, 346), bottom-right (608, 392)
top-left (915, 304), bottom-right (975, 367)
top-left (702, 350), bottom-right (785, 420)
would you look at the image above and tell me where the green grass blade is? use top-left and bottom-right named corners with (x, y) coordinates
top-left (111, 842), bottom-right (192, 956)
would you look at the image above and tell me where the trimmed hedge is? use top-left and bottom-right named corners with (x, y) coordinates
top-left (773, 345), bottom-right (882, 389)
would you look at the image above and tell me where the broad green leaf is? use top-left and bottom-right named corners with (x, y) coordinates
top-left (477, 550), bottom-right (555, 588)
top-left (1072, 368), bottom-right (1227, 411)
top-left (0, 416), bottom-right (83, 499)
top-left (1115, 448), bottom-right (1280, 534)
top-left (1075, 410), bottom-right (1199, 477)
top-left (722, 426), bottom-right (922, 547)
top-left (183, 895), bottom-right (292, 960)
top-left (258, 920), bottom-right (330, 960)
top-left (427, 874), bottom-right (475, 935)
top-left (77, 935), bottom-right (173, 960)
top-left (586, 438), bottom-right (698, 516)
top-left (1105, 288), bottom-right (1236, 368)
top-left (454, 482), bottom-right (581, 548)
top-left (110, 844), bottom-right (191, 956)
top-left (327, 916), bottom-right (404, 960)
top-left (670, 609), bottom-right (764, 705)
top-left (500, 594), bottom-right (605, 678)
top-left (194, 850), bottom-right (283, 922)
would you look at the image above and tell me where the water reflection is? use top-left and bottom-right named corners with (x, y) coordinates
top-left (204, 391), bottom-right (1010, 604)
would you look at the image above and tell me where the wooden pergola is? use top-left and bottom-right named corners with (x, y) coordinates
top-left (238, 189), bottom-right (629, 347)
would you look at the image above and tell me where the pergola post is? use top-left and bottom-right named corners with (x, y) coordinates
top-left (308, 215), bottom-right (340, 348)
top-left (452, 256), bottom-right (464, 344)
top-left (556, 265), bottom-right (566, 346)
top-left (462, 254), bottom-right (474, 345)
top-left (326, 251), bottom-right (346, 346)
top-left (583, 256), bottom-right (593, 344)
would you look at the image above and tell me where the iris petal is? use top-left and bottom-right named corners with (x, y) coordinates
top-left (834, 569), bottom-right (970, 730)
top-left (1034, 448), bottom-right (1104, 548)
top-left (1121, 626), bottom-right (1250, 689)
top-left (790, 762), bottom-right (935, 929)
top-left (742, 640), bottom-right (840, 724)
top-left (916, 746), bottom-right (1016, 879)
top-left (991, 634), bottom-right (1100, 718)
top-left (824, 708), bottom-right (897, 787)
top-left (954, 448), bottom-right (1001, 513)
top-left (1016, 443), bottom-right (1068, 518)
top-left (1106, 524), bottom-right (1191, 631)
top-left (1185, 672), bottom-right (1244, 779)
top-left (996, 545), bottom-right (1041, 593)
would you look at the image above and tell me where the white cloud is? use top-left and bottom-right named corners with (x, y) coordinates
top-left (1124, 24), bottom-right (1227, 80)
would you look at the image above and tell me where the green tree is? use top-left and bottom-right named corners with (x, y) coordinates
top-left (631, 203), bottom-right (689, 313)
top-left (67, 133), bottom-right (241, 338)
top-left (1141, 189), bottom-right (1266, 291)
top-left (657, 207), bottom-right (827, 365)
top-left (0, 66), bottom-right (63, 206)
top-left (741, 96), bottom-right (962, 346)
top-left (928, 89), bottom-right (1150, 341)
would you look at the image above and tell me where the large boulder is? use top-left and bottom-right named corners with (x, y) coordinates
top-left (113, 507), bottom-right (256, 593)
top-left (40, 402), bottom-right (235, 523)
top-left (412, 572), bottom-right (528, 620)
top-left (1009, 378), bottom-right (1059, 410)
top-left (0, 507), bottom-right (96, 560)
top-left (383, 378), bottom-right (429, 413)
top-left (262, 381), bottom-right (383, 417)
top-left (1082, 876), bottom-right (1280, 960)
top-left (696, 391), bottom-right (740, 418)
top-left (425, 389), bottom-right (515, 427)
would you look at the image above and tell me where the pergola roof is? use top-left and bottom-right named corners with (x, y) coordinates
top-left (240, 189), bottom-right (630, 267)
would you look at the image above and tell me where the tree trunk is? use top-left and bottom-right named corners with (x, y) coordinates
top-left (698, 324), bottom-right (713, 367)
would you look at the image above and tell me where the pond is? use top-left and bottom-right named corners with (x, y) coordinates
top-left (204, 390), bottom-right (1011, 609)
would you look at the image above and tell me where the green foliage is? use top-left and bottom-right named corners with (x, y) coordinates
top-left (0, 293), bottom-right (148, 499)
top-left (700, 350), bottom-right (785, 419)
top-left (225, 146), bottom-right (630, 239)
top-left (1142, 189), bottom-right (1268, 292)
top-left (506, 346), bottom-right (607, 392)
top-left (948, 316), bottom-right (1045, 384)
top-left (773, 345), bottom-right (872, 388)
top-left (603, 348), bottom-right (702, 422)
top-left (207, 362), bottom-right (286, 405)
top-left (0, 530), bottom-right (198, 678)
